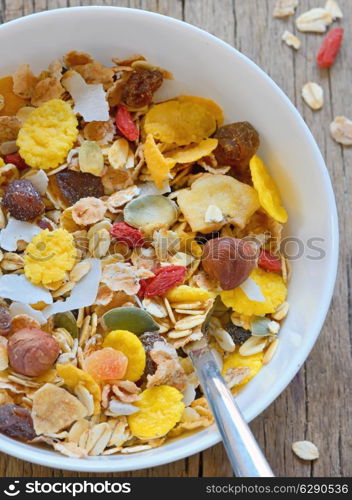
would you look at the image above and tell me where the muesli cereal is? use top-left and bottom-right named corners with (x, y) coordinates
top-left (0, 51), bottom-right (290, 457)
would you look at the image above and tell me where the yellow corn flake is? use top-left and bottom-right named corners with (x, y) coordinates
top-left (0, 158), bottom-right (4, 167)
top-left (222, 351), bottom-right (263, 391)
top-left (56, 364), bottom-right (101, 414)
top-left (144, 99), bottom-right (217, 145)
top-left (166, 285), bottom-right (212, 302)
top-left (144, 133), bottom-right (175, 189)
top-left (221, 268), bottom-right (287, 315)
top-left (177, 95), bottom-right (224, 126)
top-left (128, 385), bottom-right (184, 439)
top-left (250, 155), bottom-right (288, 223)
top-left (103, 329), bottom-right (146, 382)
top-left (17, 99), bottom-right (78, 169)
top-left (24, 228), bottom-right (77, 286)
top-left (0, 76), bottom-right (28, 116)
top-left (164, 138), bottom-right (218, 164)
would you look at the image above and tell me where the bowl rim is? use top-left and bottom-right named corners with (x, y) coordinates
top-left (0, 5), bottom-right (339, 473)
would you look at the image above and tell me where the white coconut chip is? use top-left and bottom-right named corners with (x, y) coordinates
top-left (0, 274), bottom-right (53, 304)
top-left (240, 277), bottom-right (265, 302)
top-left (24, 170), bottom-right (49, 195)
top-left (42, 258), bottom-right (101, 319)
top-left (62, 71), bottom-right (109, 122)
top-left (9, 302), bottom-right (46, 325)
top-left (0, 218), bottom-right (41, 251)
top-left (138, 181), bottom-right (171, 196)
top-left (108, 400), bottom-right (139, 416)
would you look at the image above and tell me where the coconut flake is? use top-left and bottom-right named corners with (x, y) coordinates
top-left (42, 258), bottom-right (101, 319)
top-left (9, 302), bottom-right (46, 325)
top-left (240, 277), bottom-right (265, 302)
top-left (62, 71), bottom-right (109, 122)
top-left (0, 274), bottom-right (53, 304)
top-left (24, 170), bottom-right (49, 195)
top-left (0, 218), bottom-right (41, 251)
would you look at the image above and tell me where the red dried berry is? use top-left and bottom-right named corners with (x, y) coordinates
top-left (110, 222), bottom-right (144, 247)
top-left (138, 279), bottom-right (148, 298)
top-left (4, 152), bottom-right (28, 171)
top-left (115, 105), bottom-right (139, 141)
top-left (258, 249), bottom-right (282, 273)
top-left (54, 170), bottom-right (104, 206)
top-left (0, 404), bottom-right (36, 441)
top-left (142, 266), bottom-right (187, 298)
top-left (2, 179), bottom-right (45, 221)
top-left (37, 219), bottom-right (53, 231)
top-left (122, 68), bottom-right (163, 108)
top-left (317, 27), bottom-right (344, 68)
top-left (0, 305), bottom-right (11, 336)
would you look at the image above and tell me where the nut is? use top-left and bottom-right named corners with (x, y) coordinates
top-left (8, 328), bottom-right (60, 377)
top-left (330, 116), bottom-right (352, 146)
top-left (302, 82), bottom-right (323, 111)
top-left (202, 237), bottom-right (257, 290)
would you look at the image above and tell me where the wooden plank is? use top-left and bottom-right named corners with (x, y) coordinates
top-left (0, 0), bottom-right (351, 478)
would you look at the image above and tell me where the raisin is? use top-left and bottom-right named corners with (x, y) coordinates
top-left (226, 323), bottom-right (251, 345)
top-left (0, 305), bottom-right (11, 336)
top-left (54, 170), bottom-right (104, 206)
top-left (0, 404), bottom-right (36, 441)
top-left (2, 180), bottom-right (45, 221)
top-left (122, 69), bottom-right (163, 108)
top-left (214, 122), bottom-right (260, 171)
top-left (140, 332), bottom-right (166, 378)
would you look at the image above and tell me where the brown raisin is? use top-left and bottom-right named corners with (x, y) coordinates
top-left (2, 180), bottom-right (45, 221)
top-left (122, 69), bottom-right (163, 108)
top-left (214, 122), bottom-right (260, 171)
top-left (0, 305), bottom-right (11, 336)
top-left (54, 170), bottom-right (104, 206)
top-left (0, 404), bottom-right (36, 441)
top-left (226, 323), bottom-right (251, 345)
top-left (140, 332), bottom-right (166, 378)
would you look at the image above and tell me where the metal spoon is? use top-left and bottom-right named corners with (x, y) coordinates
top-left (185, 301), bottom-right (274, 477)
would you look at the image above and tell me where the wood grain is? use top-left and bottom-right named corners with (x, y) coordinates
top-left (0, 0), bottom-right (351, 477)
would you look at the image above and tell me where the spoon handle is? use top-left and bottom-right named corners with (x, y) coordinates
top-left (190, 347), bottom-right (274, 477)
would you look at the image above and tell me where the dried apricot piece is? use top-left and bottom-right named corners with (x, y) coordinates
top-left (249, 155), bottom-right (288, 223)
top-left (222, 351), bottom-right (263, 391)
top-left (144, 133), bottom-right (175, 188)
top-left (56, 363), bottom-right (101, 414)
top-left (220, 268), bottom-right (287, 315)
top-left (127, 385), bottom-right (184, 439)
top-left (17, 99), bottom-right (78, 170)
top-left (144, 99), bottom-right (216, 145)
top-left (84, 347), bottom-right (128, 382)
top-left (103, 329), bottom-right (146, 382)
top-left (0, 76), bottom-right (28, 116)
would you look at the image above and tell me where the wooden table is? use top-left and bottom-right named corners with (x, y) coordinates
top-left (0, 0), bottom-right (351, 478)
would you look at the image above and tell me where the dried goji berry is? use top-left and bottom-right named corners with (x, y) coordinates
top-left (317, 27), bottom-right (344, 69)
top-left (258, 249), bottom-right (282, 273)
top-left (142, 265), bottom-right (187, 298)
top-left (116, 104), bottom-right (139, 141)
top-left (138, 279), bottom-right (148, 298)
top-left (4, 152), bottom-right (28, 170)
top-left (110, 222), bottom-right (144, 247)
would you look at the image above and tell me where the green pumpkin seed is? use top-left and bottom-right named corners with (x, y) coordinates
top-left (54, 311), bottom-right (78, 338)
top-left (102, 307), bottom-right (160, 335)
top-left (124, 195), bottom-right (178, 230)
top-left (250, 317), bottom-right (271, 336)
top-left (79, 141), bottom-right (104, 176)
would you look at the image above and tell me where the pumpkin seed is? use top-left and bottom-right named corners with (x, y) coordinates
top-left (124, 195), bottom-right (178, 231)
top-left (79, 141), bottom-right (104, 176)
top-left (54, 311), bottom-right (79, 338)
top-left (102, 306), bottom-right (160, 335)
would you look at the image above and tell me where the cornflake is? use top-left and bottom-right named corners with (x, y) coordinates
top-left (302, 82), bottom-right (324, 111)
top-left (296, 8), bottom-right (332, 33)
top-left (282, 31), bottom-right (301, 50)
top-left (273, 0), bottom-right (298, 18)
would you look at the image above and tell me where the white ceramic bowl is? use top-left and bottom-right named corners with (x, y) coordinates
top-left (0, 6), bottom-right (338, 473)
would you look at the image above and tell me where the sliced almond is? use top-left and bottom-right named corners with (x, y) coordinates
top-left (325, 0), bottom-right (343, 20)
top-left (302, 82), bottom-right (324, 111)
top-left (292, 440), bottom-right (319, 461)
top-left (296, 8), bottom-right (332, 33)
top-left (330, 116), bottom-right (352, 146)
top-left (282, 31), bottom-right (301, 50)
top-left (273, 0), bottom-right (298, 18)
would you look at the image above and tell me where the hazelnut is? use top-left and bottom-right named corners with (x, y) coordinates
top-left (202, 237), bottom-right (257, 290)
top-left (8, 328), bottom-right (60, 377)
